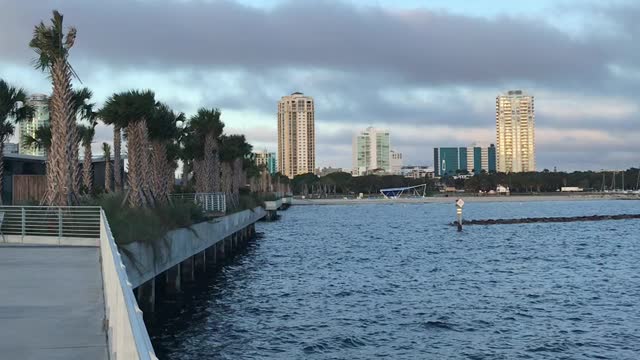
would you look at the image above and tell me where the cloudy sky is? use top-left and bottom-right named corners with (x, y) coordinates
top-left (1, 0), bottom-right (639, 171)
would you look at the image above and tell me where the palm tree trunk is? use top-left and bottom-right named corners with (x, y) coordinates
top-left (83, 143), bottom-right (92, 192)
top-left (150, 140), bottom-right (167, 203)
top-left (211, 138), bottom-right (221, 192)
top-left (137, 120), bottom-right (153, 206)
top-left (203, 133), bottom-right (215, 192)
top-left (44, 60), bottom-right (76, 206)
top-left (113, 126), bottom-right (122, 191)
top-left (232, 158), bottom-right (243, 195)
top-left (105, 157), bottom-right (112, 193)
top-left (126, 122), bottom-right (144, 207)
top-left (193, 159), bottom-right (207, 192)
top-left (0, 142), bottom-right (4, 204)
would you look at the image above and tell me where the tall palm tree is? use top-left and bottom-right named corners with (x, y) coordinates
top-left (189, 108), bottom-right (224, 193)
top-left (30, 10), bottom-right (79, 206)
top-left (99, 90), bottom-right (156, 207)
top-left (78, 125), bottom-right (95, 193)
top-left (102, 142), bottom-right (112, 192)
top-left (72, 88), bottom-right (96, 195)
top-left (0, 80), bottom-right (33, 203)
top-left (147, 103), bottom-right (181, 203)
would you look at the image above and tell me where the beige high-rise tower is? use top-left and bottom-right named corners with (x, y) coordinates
top-left (496, 90), bottom-right (536, 173)
top-left (277, 92), bottom-right (315, 178)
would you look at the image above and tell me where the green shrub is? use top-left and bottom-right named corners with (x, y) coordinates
top-left (83, 193), bottom-right (206, 245)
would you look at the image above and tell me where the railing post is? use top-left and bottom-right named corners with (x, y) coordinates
top-left (21, 207), bottom-right (25, 242)
top-left (58, 207), bottom-right (63, 243)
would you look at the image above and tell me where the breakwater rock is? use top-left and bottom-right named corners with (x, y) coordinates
top-left (451, 214), bottom-right (640, 226)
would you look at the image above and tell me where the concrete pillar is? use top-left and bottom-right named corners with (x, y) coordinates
top-left (137, 279), bottom-right (155, 313)
top-left (195, 251), bottom-right (206, 273)
top-left (165, 264), bottom-right (181, 294)
top-left (218, 240), bottom-right (225, 260)
top-left (181, 257), bottom-right (195, 282)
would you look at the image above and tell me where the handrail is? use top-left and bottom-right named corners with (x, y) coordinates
top-left (100, 210), bottom-right (158, 360)
top-left (0, 205), bottom-right (100, 245)
top-left (170, 192), bottom-right (226, 213)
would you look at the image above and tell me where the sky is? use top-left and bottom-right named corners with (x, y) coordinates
top-left (1, 0), bottom-right (639, 171)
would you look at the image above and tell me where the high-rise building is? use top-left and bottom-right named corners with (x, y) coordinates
top-left (253, 150), bottom-right (277, 174)
top-left (19, 94), bottom-right (49, 156)
top-left (496, 90), bottom-right (535, 173)
top-left (277, 92), bottom-right (315, 178)
top-left (390, 150), bottom-right (403, 175)
top-left (433, 144), bottom-right (496, 176)
top-left (352, 127), bottom-right (391, 176)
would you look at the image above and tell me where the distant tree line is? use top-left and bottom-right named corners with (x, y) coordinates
top-left (291, 172), bottom-right (435, 196)
top-left (446, 168), bottom-right (640, 193)
top-left (290, 168), bottom-right (640, 196)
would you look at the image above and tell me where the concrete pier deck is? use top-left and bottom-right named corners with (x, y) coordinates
top-left (0, 246), bottom-right (108, 360)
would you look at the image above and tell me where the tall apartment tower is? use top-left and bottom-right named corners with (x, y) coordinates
top-left (19, 94), bottom-right (50, 156)
top-left (496, 90), bottom-right (535, 173)
top-left (277, 92), bottom-right (315, 178)
top-left (352, 127), bottom-right (391, 176)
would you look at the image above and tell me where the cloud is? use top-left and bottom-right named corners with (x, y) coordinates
top-left (1, 0), bottom-right (639, 171)
top-left (0, 0), bottom-right (624, 87)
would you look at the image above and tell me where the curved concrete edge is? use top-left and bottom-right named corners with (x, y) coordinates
top-left (121, 207), bottom-right (266, 288)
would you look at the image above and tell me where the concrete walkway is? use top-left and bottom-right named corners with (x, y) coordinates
top-left (0, 246), bottom-right (108, 360)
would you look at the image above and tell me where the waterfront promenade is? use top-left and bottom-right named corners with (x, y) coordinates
top-left (0, 245), bottom-right (108, 360)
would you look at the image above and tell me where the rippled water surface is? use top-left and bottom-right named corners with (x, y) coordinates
top-left (150, 200), bottom-right (640, 359)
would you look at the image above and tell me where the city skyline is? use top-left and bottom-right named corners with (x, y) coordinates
top-left (1, 0), bottom-right (639, 171)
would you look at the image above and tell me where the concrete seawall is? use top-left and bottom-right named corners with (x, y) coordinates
top-left (122, 207), bottom-right (266, 289)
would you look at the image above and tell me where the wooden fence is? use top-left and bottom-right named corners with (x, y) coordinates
top-left (12, 175), bottom-right (47, 205)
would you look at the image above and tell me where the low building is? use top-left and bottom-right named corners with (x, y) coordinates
top-left (3, 143), bottom-right (18, 155)
top-left (315, 167), bottom-right (343, 177)
top-left (433, 144), bottom-right (496, 176)
top-left (390, 150), bottom-right (403, 175)
top-left (401, 165), bottom-right (434, 179)
top-left (253, 150), bottom-right (277, 174)
top-left (1, 153), bottom-right (125, 204)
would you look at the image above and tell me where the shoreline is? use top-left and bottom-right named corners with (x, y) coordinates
top-left (292, 194), bottom-right (640, 206)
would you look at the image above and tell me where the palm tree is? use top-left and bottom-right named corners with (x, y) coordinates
top-left (72, 88), bottom-right (96, 195)
top-left (22, 124), bottom-right (52, 156)
top-left (102, 143), bottom-right (112, 192)
top-left (188, 108), bottom-right (224, 193)
top-left (78, 125), bottom-right (95, 193)
top-left (220, 134), bottom-right (252, 195)
top-left (30, 10), bottom-right (79, 206)
top-left (99, 90), bottom-right (156, 207)
top-left (147, 103), bottom-right (182, 203)
top-left (0, 80), bottom-right (33, 203)
top-left (219, 134), bottom-right (252, 209)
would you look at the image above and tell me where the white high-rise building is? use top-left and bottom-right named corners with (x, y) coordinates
top-left (390, 150), bottom-right (403, 175)
top-left (496, 90), bottom-right (536, 173)
top-left (19, 94), bottom-right (49, 156)
top-left (277, 92), bottom-right (315, 178)
top-left (352, 127), bottom-right (391, 176)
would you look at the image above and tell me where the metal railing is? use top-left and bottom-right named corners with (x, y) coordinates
top-left (170, 192), bottom-right (226, 213)
top-left (100, 210), bottom-right (158, 360)
top-left (0, 206), bottom-right (100, 244)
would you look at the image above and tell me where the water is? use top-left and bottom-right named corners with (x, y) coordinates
top-left (150, 200), bottom-right (640, 359)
